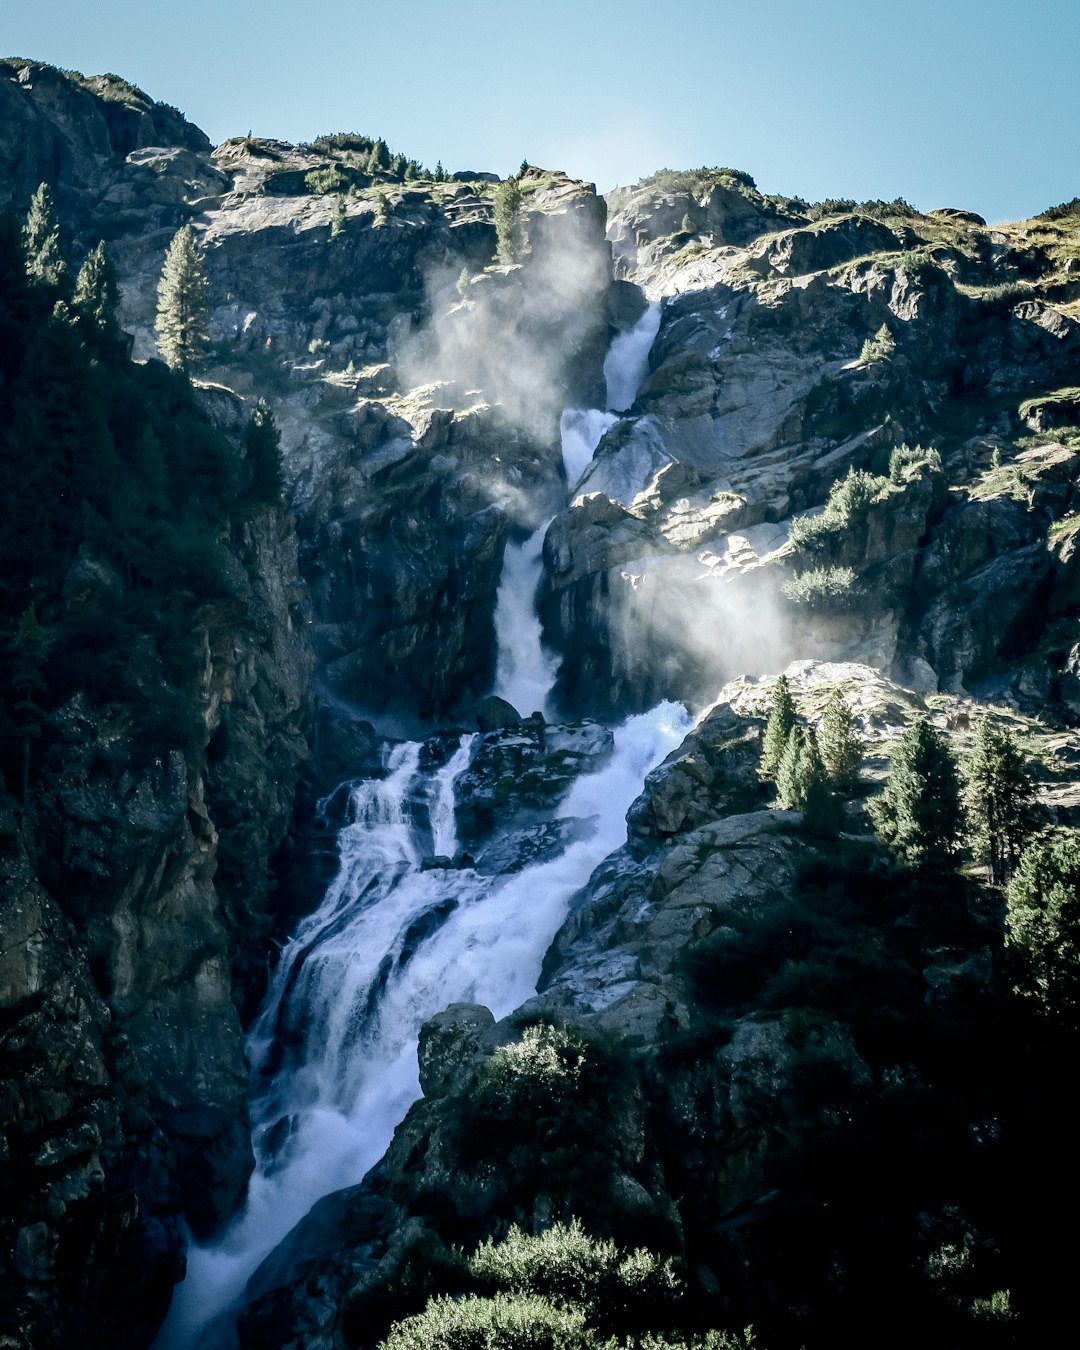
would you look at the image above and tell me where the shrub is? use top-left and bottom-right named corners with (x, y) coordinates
top-left (888, 443), bottom-right (940, 483)
top-left (469, 1221), bottom-right (680, 1332)
top-left (788, 467), bottom-right (888, 552)
top-left (782, 565), bottom-right (859, 608)
top-left (305, 164), bottom-right (348, 194)
top-left (379, 1291), bottom-right (591, 1350)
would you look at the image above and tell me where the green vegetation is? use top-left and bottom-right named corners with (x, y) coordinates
top-left (857, 322), bottom-right (895, 365)
top-left (819, 689), bottom-right (862, 792)
top-left (72, 240), bottom-right (120, 340)
top-left (888, 442), bottom-right (940, 482)
top-left (787, 467), bottom-right (888, 552)
top-left (155, 224), bottom-right (209, 372)
top-left (782, 564), bottom-right (859, 608)
top-left (22, 182), bottom-right (67, 289)
top-left (869, 718), bottom-right (963, 872)
top-left (305, 164), bottom-right (348, 194)
top-left (1006, 829), bottom-right (1080, 1022)
top-left (495, 176), bottom-right (526, 263)
top-left (378, 1222), bottom-right (752, 1350)
top-left (776, 724), bottom-right (840, 835)
top-left (330, 193), bottom-right (347, 238)
top-left (759, 673), bottom-right (796, 780)
top-left (962, 717), bottom-right (1039, 883)
top-left (0, 200), bottom-right (267, 793)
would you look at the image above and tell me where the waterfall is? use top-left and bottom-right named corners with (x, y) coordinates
top-left (492, 524), bottom-right (560, 718)
top-left (604, 301), bottom-right (661, 413)
top-left (159, 294), bottom-right (668, 1350)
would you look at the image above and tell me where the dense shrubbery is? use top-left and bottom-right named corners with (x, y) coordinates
top-left (782, 565), bottom-right (859, 608)
top-left (377, 1222), bottom-right (753, 1350)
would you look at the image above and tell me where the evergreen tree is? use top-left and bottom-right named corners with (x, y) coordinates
top-left (9, 607), bottom-right (49, 800)
top-left (820, 688), bottom-right (862, 792)
top-left (374, 189), bottom-right (390, 226)
top-left (776, 724), bottom-right (840, 833)
top-left (434, 160), bottom-right (447, 183)
top-left (245, 399), bottom-right (284, 504)
top-left (494, 176), bottom-right (525, 262)
top-left (330, 194), bottom-right (348, 239)
top-left (760, 673), bottom-right (796, 780)
top-left (72, 241), bottom-right (120, 342)
top-left (456, 266), bottom-right (471, 300)
top-left (776, 724), bottom-right (808, 810)
top-left (1006, 831), bottom-right (1080, 1024)
top-left (962, 716), bottom-right (1039, 884)
top-left (390, 152), bottom-right (407, 180)
top-left (870, 717), bottom-right (963, 871)
top-left (23, 182), bottom-right (66, 288)
top-left (155, 224), bottom-right (209, 372)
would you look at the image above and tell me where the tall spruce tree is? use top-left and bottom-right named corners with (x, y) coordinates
top-left (776, 724), bottom-right (840, 834)
top-left (870, 717), bottom-right (963, 871)
top-left (760, 673), bottom-right (796, 780)
top-left (23, 182), bottom-right (66, 288)
top-left (820, 689), bottom-right (862, 791)
top-left (494, 176), bottom-right (525, 262)
top-left (1006, 830), bottom-right (1080, 1024)
top-left (962, 716), bottom-right (1039, 883)
top-left (155, 224), bottom-right (209, 372)
top-left (72, 241), bottom-right (120, 343)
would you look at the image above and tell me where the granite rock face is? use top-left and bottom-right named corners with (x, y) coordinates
top-left (0, 498), bottom-right (312, 1348)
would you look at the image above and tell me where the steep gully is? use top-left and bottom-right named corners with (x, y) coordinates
top-left (160, 306), bottom-right (676, 1346)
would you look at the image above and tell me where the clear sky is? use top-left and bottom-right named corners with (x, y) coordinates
top-left (4, 0), bottom-right (1078, 221)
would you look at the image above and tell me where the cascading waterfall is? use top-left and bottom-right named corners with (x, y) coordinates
top-left (492, 524), bottom-right (560, 719)
top-left (604, 301), bottom-right (661, 413)
top-left (160, 296), bottom-right (668, 1349)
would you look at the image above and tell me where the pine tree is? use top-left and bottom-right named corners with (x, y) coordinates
top-left (760, 673), bottom-right (796, 780)
top-left (962, 716), bottom-right (1039, 883)
top-left (820, 689), bottom-right (862, 792)
top-left (870, 717), bottom-right (963, 871)
top-left (330, 194), bottom-right (348, 239)
top-left (155, 224), bottom-right (209, 372)
top-left (456, 266), bottom-right (471, 300)
top-left (494, 177), bottom-right (525, 262)
top-left (774, 724), bottom-right (839, 833)
top-left (1006, 830), bottom-right (1080, 1023)
top-left (23, 182), bottom-right (66, 288)
top-left (245, 399), bottom-right (284, 504)
top-left (72, 241), bottom-right (120, 342)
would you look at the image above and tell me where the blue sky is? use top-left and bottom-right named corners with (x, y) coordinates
top-left (4, 0), bottom-right (1078, 221)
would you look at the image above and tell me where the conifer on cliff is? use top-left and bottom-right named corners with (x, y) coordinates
top-left (155, 224), bottom-right (209, 372)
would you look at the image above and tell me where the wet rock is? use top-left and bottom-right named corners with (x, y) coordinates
top-left (417, 1003), bottom-right (495, 1099)
top-left (474, 694), bottom-right (521, 731)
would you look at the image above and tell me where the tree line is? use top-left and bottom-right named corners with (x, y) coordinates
top-left (0, 184), bottom-right (285, 798)
top-left (758, 675), bottom-right (1078, 1022)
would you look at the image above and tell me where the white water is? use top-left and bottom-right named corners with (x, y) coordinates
top-left (560, 408), bottom-right (618, 491)
top-left (493, 524), bottom-right (560, 718)
top-left (160, 291), bottom-right (668, 1349)
top-left (604, 301), bottom-right (661, 413)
